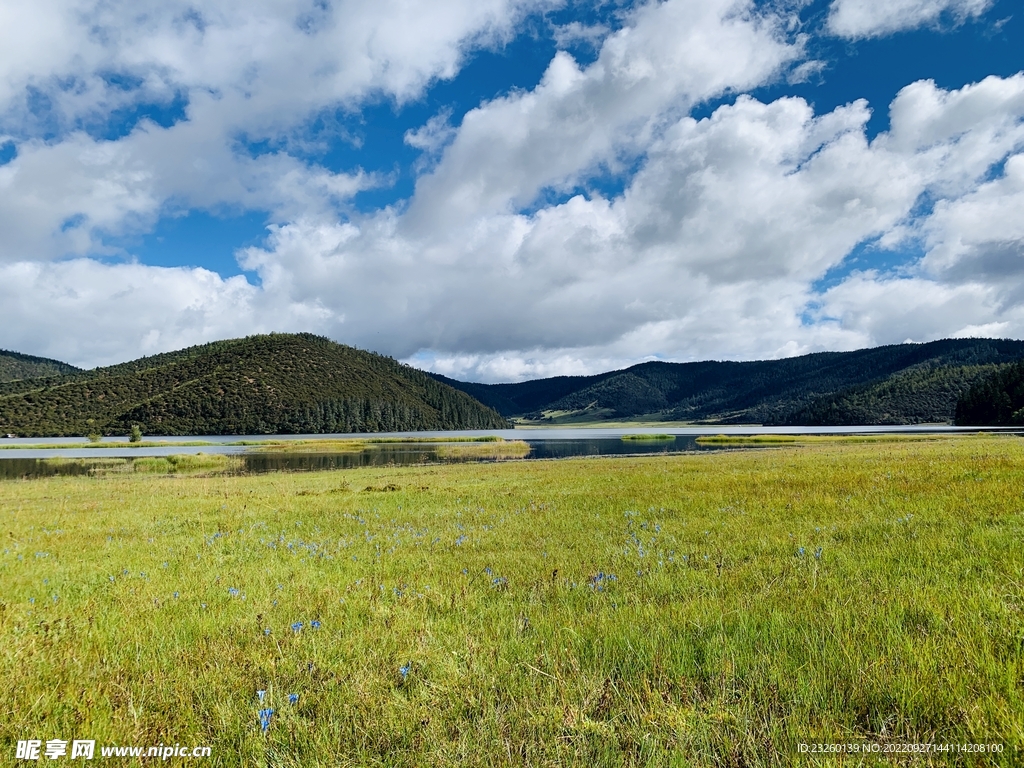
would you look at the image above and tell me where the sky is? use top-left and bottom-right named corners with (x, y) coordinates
top-left (0, 0), bottom-right (1022, 381)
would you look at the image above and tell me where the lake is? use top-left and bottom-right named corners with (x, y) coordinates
top-left (0, 426), bottom-right (1018, 479)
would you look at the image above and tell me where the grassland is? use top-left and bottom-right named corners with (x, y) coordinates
top-left (1, 435), bottom-right (1021, 766)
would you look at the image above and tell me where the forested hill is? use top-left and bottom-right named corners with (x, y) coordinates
top-left (433, 338), bottom-right (1024, 426)
top-left (0, 350), bottom-right (80, 383)
top-left (955, 360), bottom-right (1024, 425)
top-left (0, 334), bottom-right (509, 437)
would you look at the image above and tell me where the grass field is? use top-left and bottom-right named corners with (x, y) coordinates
top-left (1, 435), bottom-right (1022, 766)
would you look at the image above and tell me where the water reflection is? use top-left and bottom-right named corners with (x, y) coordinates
top-left (1, 436), bottom-right (737, 479)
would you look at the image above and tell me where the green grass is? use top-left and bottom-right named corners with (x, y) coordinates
top-left (248, 436), bottom-right (510, 453)
top-left (1, 436), bottom-right (1021, 766)
top-left (693, 433), bottom-right (964, 445)
top-left (620, 434), bottom-right (675, 441)
top-left (694, 435), bottom-right (800, 444)
top-left (432, 440), bottom-right (531, 459)
top-left (0, 440), bottom-right (220, 450)
top-left (0, 435), bottom-right (509, 453)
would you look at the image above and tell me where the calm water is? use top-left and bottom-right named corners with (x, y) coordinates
top-left (2, 436), bottom-right (735, 479)
top-left (3, 427), bottom-right (1019, 480)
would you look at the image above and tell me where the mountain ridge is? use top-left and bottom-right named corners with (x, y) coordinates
top-left (0, 350), bottom-right (81, 384)
top-left (431, 338), bottom-right (1024, 426)
top-left (0, 334), bottom-right (509, 437)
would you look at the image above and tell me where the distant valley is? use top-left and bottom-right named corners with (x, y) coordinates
top-left (3, 336), bottom-right (1023, 437)
top-left (432, 338), bottom-right (1024, 427)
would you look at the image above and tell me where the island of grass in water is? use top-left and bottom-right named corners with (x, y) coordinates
top-left (1, 435), bottom-right (1020, 765)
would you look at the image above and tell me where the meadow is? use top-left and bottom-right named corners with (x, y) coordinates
top-left (1, 435), bottom-right (1022, 766)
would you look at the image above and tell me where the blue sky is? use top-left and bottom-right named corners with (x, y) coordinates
top-left (0, 0), bottom-right (1022, 379)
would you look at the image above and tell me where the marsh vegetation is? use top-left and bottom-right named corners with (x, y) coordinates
top-left (1, 435), bottom-right (1021, 765)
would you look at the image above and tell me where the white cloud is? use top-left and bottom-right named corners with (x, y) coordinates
top-left (0, 0), bottom-right (553, 260)
top-left (0, 259), bottom-right (263, 367)
top-left (406, 0), bottom-right (798, 227)
top-left (2, 1), bottom-right (1024, 381)
top-left (223, 74), bottom-right (1024, 380)
top-left (827, 0), bottom-right (992, 38)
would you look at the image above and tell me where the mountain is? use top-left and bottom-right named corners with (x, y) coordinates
top-left (432, 338), bottom-right (1024, 426)
top-left (0, 350), bottom-right (80, 383)
top-left (0, 334), bottom-right (509, 437)
top-left (954, 360), bottom-right (1024, 425)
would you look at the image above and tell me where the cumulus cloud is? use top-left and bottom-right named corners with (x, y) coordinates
top-left (0, 0), bottom-right (552, 261)
top-left (827, 0), bottom-right (992, 38)
top-left (406, 0), bottom-right (798, 227)
top-left (225, 74), bottom-right (1024, 380)
top-left (2, 0), bottom-right (1023, 381)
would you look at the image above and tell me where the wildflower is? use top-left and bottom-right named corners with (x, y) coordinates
top-left (109, 576), bottom-right (115, 583)
top-left (264, 627), bottom-right (271, 636)
top-left (173, 592), bottom-right (179, 599)
top-left (484, 567), bottom-right (492, 576)
top-left (291, 622), bottom-right (303, 633)
top-left (228, 587), bottom-right (239, 597)
top-left (258, 708), bottom-right (273, 732)
top-left (797, 547), bottom-right (805, 557)
top-left (814, 547), bottom-right (823, 560)
top-left (399, 663), bottom-right (411, 680)
top-left (288, 694), bottom-right (298, 705)
top-left (310, 620), bottom-right (321, 629)
top-left (257, 690), bottom-right (266, 702)
top-left (29, 597), bottom-right (35, 604)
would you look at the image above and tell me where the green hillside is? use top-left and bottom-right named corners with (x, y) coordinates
top-left (434, 338), bottom-right (1024, 426)
top-left (0, 334), bottom-right (509, 437)
top-left (0, 350), bottom-right (80, 383)
top-left (954, 360), bottom-right (1024, 425)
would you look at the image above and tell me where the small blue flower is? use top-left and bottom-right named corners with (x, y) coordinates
top-left (814, 547), bottom-right (823, 560)
top-left (310, 620), bottom-right (321, 629)
top-left (258, 708), bottom-right (273, 732)
top-left (399, 663), bottom-right (411, 680)
top-left (28, 597), bottom-right (35, 604)
top-left (291, 622), bottom-right (303, 633)
top-left (288, 693), bottom-right (299, 705)
top-left (228, 587), bottom-right (239, 597)
top-left (264, 628), bottom-right (271, 636)
top-left (257, 690), bottom-right (266, 702)
top-left (173, 592), bottom-right (179, 599)
top-left (797, 547), bottom-right (805, 557)
top-left (484, 567), bottom-right (492, 576)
